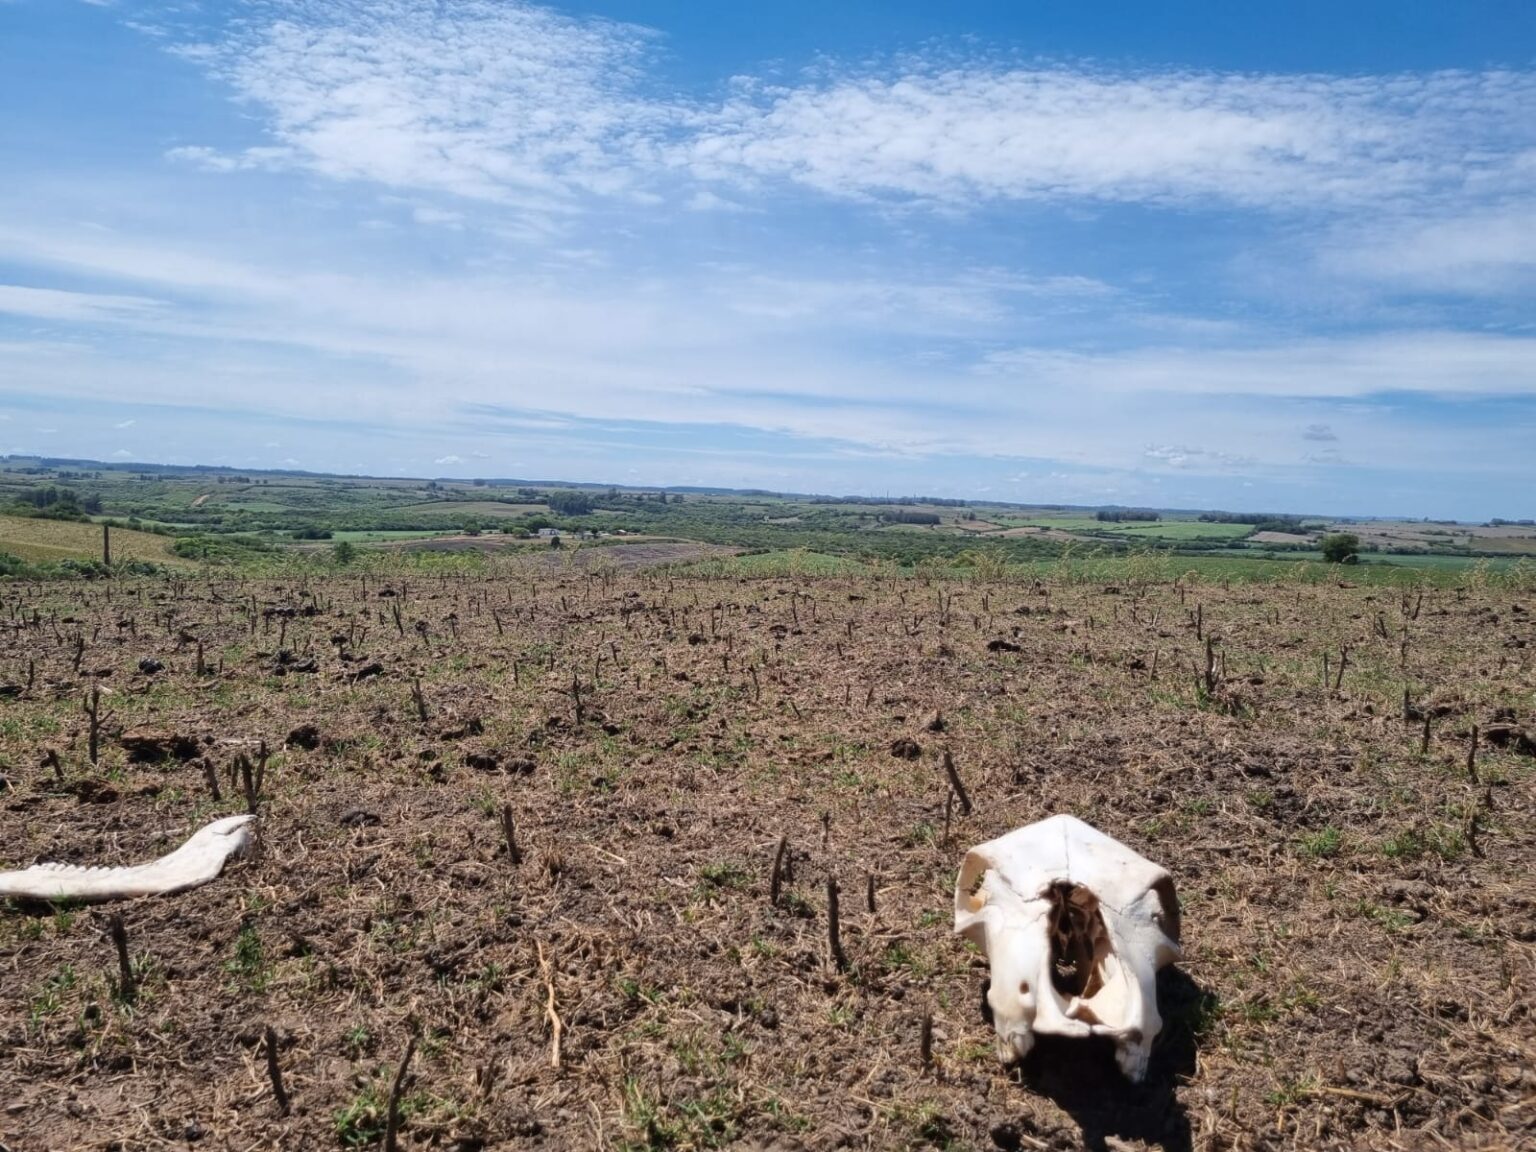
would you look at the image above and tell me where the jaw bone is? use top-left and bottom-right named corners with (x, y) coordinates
top-left (0, 815), bottom-right (256, 903)
top-left (955, 814), bottom-right (1181, 1082)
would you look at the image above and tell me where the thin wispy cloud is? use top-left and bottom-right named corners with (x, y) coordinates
top-left (0, 283), bottom-right (162, 322)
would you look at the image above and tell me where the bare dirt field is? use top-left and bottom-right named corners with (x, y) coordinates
top-left (0, 568), bottom-right (1532, 1151)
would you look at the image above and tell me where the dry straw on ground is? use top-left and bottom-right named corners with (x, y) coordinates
top-left (0, 562), bottom-right (1532, 1150)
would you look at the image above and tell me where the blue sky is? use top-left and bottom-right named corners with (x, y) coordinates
top-left (2, 1), bottom-right (1535, 518)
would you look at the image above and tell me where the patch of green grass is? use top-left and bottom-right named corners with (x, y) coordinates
top-left (881, 942), bottom-right (933, 978)
top-left (695, 861), bottom-right (750, 899)
top-left (619, 1078), bottom-right (742, 1151)
top-left (1360, 902), bottom-right (1417, 934)
top-left (343, 1025), bottom-right (372, 1059)
top-left (1298, 826), bottom-right (1343, 858)
top-left (1381, 824), bottom-right (1464, 861)
top-left (617, 976), bottom-right (662, 1006)
top-left (28, 964), bottom-right (77, 1030)
top-left (902, 821), bottom-right (938, 848)
top-left (334, 1084), bottom-right (389, 1147)
top-left (226, 924), bottom-right (268, 990)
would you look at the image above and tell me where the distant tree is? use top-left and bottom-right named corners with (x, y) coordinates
top-left (1320, 533), bottom-right (1361, 564)
top-left (549, 534), bottom-right (563, 549)
top-left (547, 491), bottom-right (594, 515)
top-left (331, 540), bottom-right (358, 565)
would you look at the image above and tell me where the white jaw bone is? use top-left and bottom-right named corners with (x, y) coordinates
top-left (955, 814), bottom-right (1181, 1082)
top-left (0, 815), bottom-right (256, 903)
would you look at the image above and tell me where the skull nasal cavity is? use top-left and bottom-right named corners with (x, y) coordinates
top-left (1047, 881), bottom-right (1107, 998)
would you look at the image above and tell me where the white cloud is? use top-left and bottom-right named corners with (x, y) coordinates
top-left (684, 189), bottom-right (750, 213)
top-left (412, 207), bottom-right (464, 228)
top-left (980, 332), bottom-right (1536, 399)
top-left (0, 283), bottom-right (162, 322)
top-left (165, 2), bottom-right (1536, 218)
top-left (1320, 202), bottom-right (1536, 294)
top-left (4, 212), bottom-right (1534, 484)
top-left (115, 418), bottom-right (136, 429)
top-left (434, 454), bottom-right (462, 464)
top-left (112, 448), bottom-right (132, 457)
top-left (175, 0), bottom-right (670, 206)
top-left (682, 68), bottom-right (1536, 211)
top-left (1143, 444), bottom-right (1254, 471)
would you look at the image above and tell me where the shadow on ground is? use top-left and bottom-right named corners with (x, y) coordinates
top-left (993, 968), bottom-right (1210, 1152)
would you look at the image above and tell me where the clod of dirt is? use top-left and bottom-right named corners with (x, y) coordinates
top-left (339, 807), bottom-right (382, 827)
top-left (137, 657), bottom-right (164, 675)
top-left (987, 638), bottom-right (1022, 653)
top-left (120, 726), bottom-right (202, 762)
top-left (924, 710), bottom-right (946, 733)
top-left (890, 737), bottom-right (922, 760)
top-left (285, 724), bottom-right (323, 750)
top-left (346, 662), bottom-right (385, 682)
top-left (989, 1122), bottom-right (1024, 1151)
top-left (65, 778), bottom-right (120, 804)
top-left (440, 717), bottom-right (485, 740)
top-left (1484, 722), bottom-right (1536, 757)
top-left (464, 751), bottom-right (535, 776)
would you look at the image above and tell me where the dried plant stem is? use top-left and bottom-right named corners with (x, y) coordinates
top-left (537, 942), bottom-right (563, 1068)
top-left (383, 1034), bottom-right (417, 1152)
top-left (264, 1025), bottom-right (291, 1118)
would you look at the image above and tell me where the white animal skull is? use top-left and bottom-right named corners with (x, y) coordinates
top-left (954, 814), bottom-right (1181, 1082)
top-left (0, 815), bottom-right (255, 903)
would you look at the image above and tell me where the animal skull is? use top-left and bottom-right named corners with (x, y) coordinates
top-left (0, 815), bottom-right (255, 903)
top-left (954, 814), bottom-right (1181, 1082)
